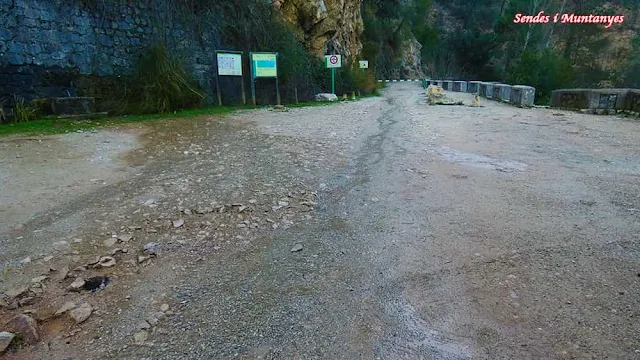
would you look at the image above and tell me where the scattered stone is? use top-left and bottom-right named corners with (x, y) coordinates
top-left (110, 248), bottom-right (124, 256)
top-left (133, 331), bottom-right (148, 345)
top-left (18, 297), bottom-right (36, 307)
top-left (278, 201), bottom-right (289, 207)
top-left (12, 224), bottom-right (26, 232)
top-left (143, 243), bottom-right (159, 256)
top-left (69, 302), bottom-right (93, 324)
top-left (0, 299), bottom-right (7, 308)
top-left (52, 241), bottom-right (71, 252)
top-left (0, 332), bottom-right (15, 353)
top-left (146, 311), bottom-right (165, 326)
top-left (54, 301), bottom-right (77, 316)
top-left (20, 257), bottom-right (32, 264)
top-left (43, 255), bottom-right (54, 262)
top-left (95, 256), bottom-right (116, 268)
top-left (183, 208), bottom-right (192, 215)
top-left (248, 199), bottom-right (257, 204)
top-left (371, 197), bottom-right (379, 202)
top-left (104, 238), bottom-right (118, 247)
top-left (143, 199), bottom-right (156, 206)
top-left (314, 93), bottom-right (338, 102)
top-left (290, 244), bottom-right (303, 252)
top-left (7, 314), bottom-right (39, 344)
top-left (238, 205), bottom-right (247, 213)
top-left (138, 320), bottom-right (151, 330)
top-left (118, 234), bottom-right (133, 242)
top-left (172, 219), bottom-right (184, 228)
top-left (160, 303), bottom-right (169, 312)
top-left (138, 255), bottom-right (151, 264)
top-left (87, 256), bottom-right (101, 265)
top-left (5, 286), bottom-right (28, 299)
top-left (56, 266), bottom-right (70, 282)
top-left (68, 277), bottom-right (86, 291)
top-left (73, 265), bottom-right (87, 272)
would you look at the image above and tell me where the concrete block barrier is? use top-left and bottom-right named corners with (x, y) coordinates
top-left (551, 88), bottom-right (640, 115)
top-left (511, 85), bottom-right (536, 107)
top-left (453, 81), bottom-right (467, 92)
top-left (494, 84), bottom-right (512, 103)
top-left (467, 81), bottom-right (481, 94)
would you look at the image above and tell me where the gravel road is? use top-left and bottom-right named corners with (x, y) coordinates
top-left (1, 83), bottom-right (639, 359)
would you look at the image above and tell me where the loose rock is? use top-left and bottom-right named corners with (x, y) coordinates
top-left (18, 297), bottom-right (36, 307)
top-left (7, 314), bottom-right (39, 344)
top-left (69, 302), bottom-right (93, 324)
top-left (68, 277), bottom-right (86, 291)
top-left (19, 257), bottom-right (32, 264)
top-left (138, 320), bottom-right (151, 330)
top-left (0, 332), bottom-right (15, 353)
top-left (143, 242), bottom-right (159, 256)
top-left (118, 234), bottom-right (133, 242)
top-left (133, 331), bottom-right (148, 345)
top-left (160, 303), bottom-right (169, 312)
top-left (52, 266), bottom-right (70, 283)
top-left (104, 238), bottom-right (118, 247)
top-left (31, 276), bottom-right (48, 284)
top-left (290, 244), bottom-right (303, 252)
top-left (52, 241), bottom-right (71, 252)
top-left (5, 286), bottom-right (28, 299)
top-left (95, 256), bottom-right (116, 268)
top-left (54, 301), bottom-right (77, 316)
top-left (146, 311), bottom-right (165, 326)
top-left (172, 219), bottom-right (184, 228)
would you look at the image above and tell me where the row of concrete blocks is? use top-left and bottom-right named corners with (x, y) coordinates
top-left (423, 80), bottom-right (536, 107)
top-left (551, 88), bottom-right (640, 115)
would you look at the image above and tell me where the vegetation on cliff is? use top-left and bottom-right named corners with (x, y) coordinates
top-left (362, 0), bottom-right (640, 104)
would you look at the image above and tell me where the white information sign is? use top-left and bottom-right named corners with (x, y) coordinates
top-left (359, 60), bottom-right (369, 69)
top-left (217, 53), bottom-right (242, 76)
top-left (325, 54), bottom-right (342, 68)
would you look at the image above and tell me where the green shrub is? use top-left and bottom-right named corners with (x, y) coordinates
top-left (128, 43), bottom-right (205, 114)
top-left (506, 49), bottom-right (574, 105)
top-left (13, 96), bottom-right (36, 123)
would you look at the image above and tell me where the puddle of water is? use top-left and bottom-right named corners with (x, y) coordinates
top-left (427, 147), bottom-right (527, 173)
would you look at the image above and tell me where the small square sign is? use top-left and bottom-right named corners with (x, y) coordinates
top-left (325, 54), bottom-right (342, 68)
top-left (359, 60), bottom-right (369, 69)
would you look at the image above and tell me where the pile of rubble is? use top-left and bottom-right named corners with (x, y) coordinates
top-left (426, 85), bottom-right (463, 106)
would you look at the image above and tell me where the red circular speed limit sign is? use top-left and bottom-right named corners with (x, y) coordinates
top-left (329, 55), bottom-right (338, 64)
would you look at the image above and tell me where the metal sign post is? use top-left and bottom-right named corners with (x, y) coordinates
top-left (250, 52), bottom-right (280, 106)
top-left (325, 54), bottom-right (342, 95)
top-left (215, 50), bottom-right (246, 106)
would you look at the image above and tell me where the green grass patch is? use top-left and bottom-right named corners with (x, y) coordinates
top-left (0, 105), bottom-right (253, 136)
top-left (0, 92), bottom-right (383, 137)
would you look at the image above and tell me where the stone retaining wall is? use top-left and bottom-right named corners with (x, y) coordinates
top-left (0, 0), bottom-right (220, 108)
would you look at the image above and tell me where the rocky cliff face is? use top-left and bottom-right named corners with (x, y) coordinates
top-left (273, 0), bottom-right (364, 63)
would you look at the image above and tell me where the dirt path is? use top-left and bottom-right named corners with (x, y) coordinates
top-left (1, 84), bottom-right (639, 359)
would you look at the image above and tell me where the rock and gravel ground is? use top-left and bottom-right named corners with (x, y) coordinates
top-left (1, 83), bottom-right (639, 359)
